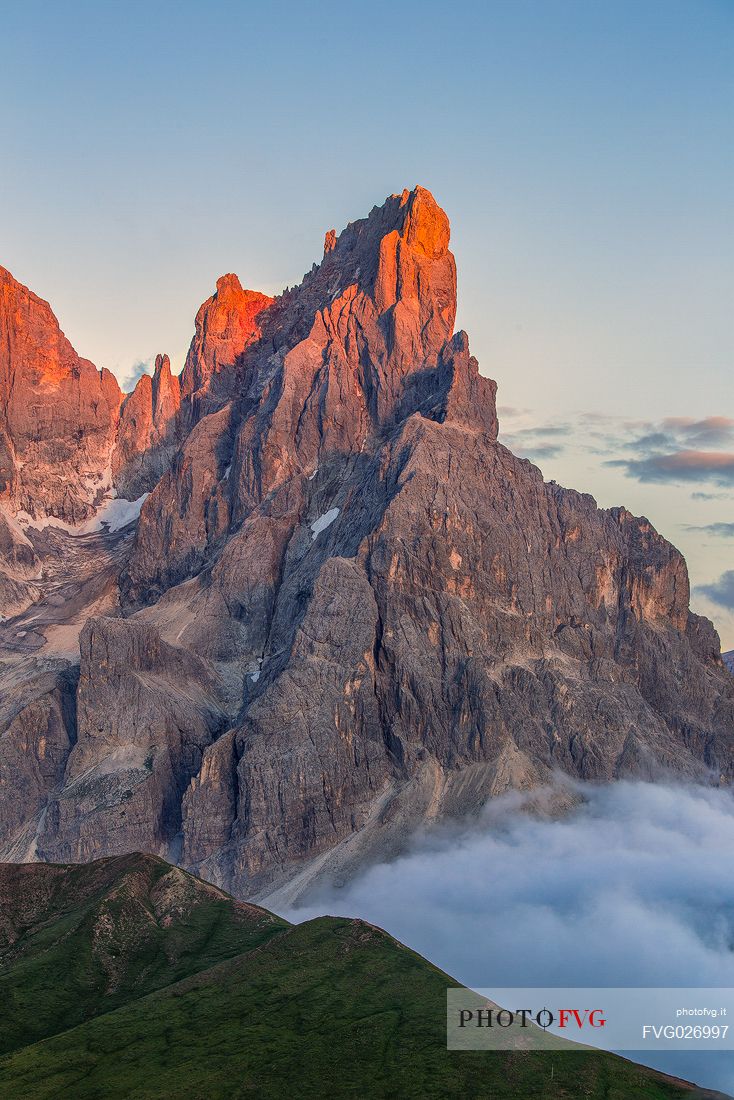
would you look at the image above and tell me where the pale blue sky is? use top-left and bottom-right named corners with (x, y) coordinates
top-left (1, 0), bottom-right (732, 642)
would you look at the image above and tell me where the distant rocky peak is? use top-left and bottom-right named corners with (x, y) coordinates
top-left (112, 351), bottom-right (182, 500)
top-left (0, 264), bottom-right (122, 523)
top-left (153, 351), bottom-right (172, 378)
top-left (151, 353), bottom-right (179, 417)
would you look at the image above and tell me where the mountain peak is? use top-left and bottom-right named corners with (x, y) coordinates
top-left (153, 352), bottom-right (172, 379)
top-left (0, 263), bottom-right (122, 522)
top-left (215, 272), bottom-right (243, 295)
top-left (112, 352), bottom-right (182, 499)
top-left (180, 277), bottom-right (274, 406)
top-left (400, 184), bottom-right (451, 258)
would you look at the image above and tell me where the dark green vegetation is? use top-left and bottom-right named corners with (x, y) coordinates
top-left (0, 855), bottom-right (726, 1099)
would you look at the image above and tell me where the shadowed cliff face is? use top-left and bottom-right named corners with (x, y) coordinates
top-left (0, 187), bottom-right (731, 901)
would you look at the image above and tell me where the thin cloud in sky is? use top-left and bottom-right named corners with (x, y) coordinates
top-left (662, 416), bottom-right (734, 448)
top-left (499, 408), bottom-right (734, 490)
top-left (607, 450), bottom-right (734, 486)
top-left (520, 443), bottom-right (564, 459)
top-left (696, 570), bottom-right (734, 612)
top-left (685, 522), bottom-right (734, 537)
top-left (117, 357), bottom-right (153, 392)
top-left (499, 413), bottom-right (573, 461)
top-left (692, 491), bottom-right (732, 502)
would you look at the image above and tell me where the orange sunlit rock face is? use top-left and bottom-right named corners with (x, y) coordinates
top-left (179, 274), bottom-right (274, 408)
top-left (0, 265), bottom-right (122, 522)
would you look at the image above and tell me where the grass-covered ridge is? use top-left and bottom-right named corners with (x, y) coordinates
top-left (0, 854), bottom-right (727, 1099)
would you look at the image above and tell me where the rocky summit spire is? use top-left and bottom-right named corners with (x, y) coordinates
top-left (264, 185), bottom-right (467, 430)
top-left (179, 274), bottom-right (274, 411)
top-left (230, 185), bottom-right (496, 500)
top-left (112, 353), bottom-right (183, 499)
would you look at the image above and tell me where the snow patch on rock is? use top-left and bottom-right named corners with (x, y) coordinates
top-left (310, 507), bottom-right (339, 540)
top-left (17, 492), bottom-right (149, 536)
top-left (92, 494), bottom-right (150, 533)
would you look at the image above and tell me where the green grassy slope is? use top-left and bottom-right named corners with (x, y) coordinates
top-left (0, 855), bottom-right (726, 1100)
top-left (0, 854), bottom-right (286, 1056)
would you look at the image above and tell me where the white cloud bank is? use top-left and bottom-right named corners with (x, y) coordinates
top-left (282, 780), bottom-right (734, 1095)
